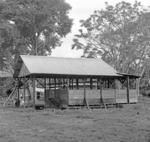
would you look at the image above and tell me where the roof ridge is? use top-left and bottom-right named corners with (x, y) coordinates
top-left (20, 55), bottom-right (102, 60)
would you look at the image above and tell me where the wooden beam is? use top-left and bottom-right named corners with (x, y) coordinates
top-left (83, 78), bottom-right (90, 109)
top-left (44, 78), bottom-right (46, 90)
top-left (136, 78), bottom-right (139, 96)
top-left (17, 78), bottom-right (20, 105)
top-left (127, 76), bottom-right (130, 104)
top-left (44, 78), bottom-right (46, 107)
top-left (66, 78), bottom-right (69, 89)
top-left (99, 80), bottom-right (103, 103)
top-left (97, 79), bottom-right (99, 89)
top-left (49, 78), bottom-right (51, 89)
top-left (90, 78), bottom-right (93, 89)
top-left (36, 79), bottom-right (45, 88)
top-left (114, 79), bottom-right (117, 103)
top-left (108, 79), bottom-right (110, 88)
top-left (54, 78), bottom-right (56, 89)
top-left (3, 84), bottom-right (17, 107)
top-left (83, 78), bottom-right (86, 105)
top-left (72, 79), bottom-right (74, 89)
top-left (63, 78), bottom-right (66, 88)
top-left (23, 78), bottom-right (26, 108)
top-left (69, 79), bottom-right (71, 89)
top-left (99, 79), bottom-right (106, 109)
top-left (27, 86), bottom-right (31, 100)
top-left (32, 78), bottom-right (36, 108)
top-left (54, 78), bottom-right (56, 98)
top-left (76, 78), bottom-right (79, 89)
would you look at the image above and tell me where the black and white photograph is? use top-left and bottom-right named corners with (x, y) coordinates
top-left (0, 0), bottom-right (150, 141)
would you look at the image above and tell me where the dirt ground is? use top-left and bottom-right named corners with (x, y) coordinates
top-left (0, 96), bottom-right (150, 142)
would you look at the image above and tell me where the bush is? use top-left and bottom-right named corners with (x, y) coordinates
top-left (140, 87), bottom-right (150, 97)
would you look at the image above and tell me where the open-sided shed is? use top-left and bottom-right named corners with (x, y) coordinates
top-left (13, 55), bottom-right (139, 108)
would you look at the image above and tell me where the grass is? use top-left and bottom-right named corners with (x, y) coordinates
top-left (0, 96), bottom-right (150, 142)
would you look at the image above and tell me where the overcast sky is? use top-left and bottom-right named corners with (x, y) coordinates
top-left (51, 0), bottom-right (150, 58)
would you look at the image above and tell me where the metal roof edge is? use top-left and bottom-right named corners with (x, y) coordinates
top-left (117, 72), bottom-right (141, 78)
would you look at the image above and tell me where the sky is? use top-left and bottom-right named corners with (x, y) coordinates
top-left (51, 0), bottom-right (150, 58)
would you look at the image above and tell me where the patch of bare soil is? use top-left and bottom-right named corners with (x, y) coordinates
top-left (0, 96), bottom-right (150, 142)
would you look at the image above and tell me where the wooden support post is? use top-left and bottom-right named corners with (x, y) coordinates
top-left (127, 76), bottom-right (130, 104)
top-left (99, 79), bottom-right (103, 104)
top-left (83, 78), bottom-right (90, 109)
top-left (136, 78), bottom-right (139, 96)
top-left (54, 78), bottom-right (56, 97)
top-left (108, 79), bottom-right (110, 88)
top-left (66, 78), bottom-right (69, 89)
top-left (83, 78), bottom-right (86, 104)
top-left (44, 78), bottom-right (46, 90)
top-left (44, 78), bottom-right (46, 107)
top-left (90, 78), bottom-right (93, 89)
top-left (100, 80), bottom-right (103, 103)
top-left (49, 78), bottom-right (51, 89)
top-left (32, 78), bottom-right (36, 108)
top-left (114, 79), bottom-right (117, 104)
top-left (69, 79), bottom-right (71, 89)
top-left (60, 78), bottom-right (62, 88)
top-left (76, 78), bottom-right (79, 89)
top-left (97, 79), bottom-right (99, 89)
top-left (17, 78), bottom-right (20, 104)
top-left (27, 87), bottom-right (31, 100)
top-left (72, 78), bottom-right (74, 89)
top-left (23, 78), bottom-right (26, 108)
top-left (54, 78), bottom-right (56, 89)
top-left (57, 78), bottom-right (59, 88)
top-left (99, 79), bottom-right (106, 109)
top-left (62, 78), bottom-right (65, 88)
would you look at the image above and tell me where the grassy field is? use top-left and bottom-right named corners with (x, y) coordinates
top-left (0, 96), bottom-right (150, 142)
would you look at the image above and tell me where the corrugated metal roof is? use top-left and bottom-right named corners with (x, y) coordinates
top-left (14, 55), bottom-right (120, 77)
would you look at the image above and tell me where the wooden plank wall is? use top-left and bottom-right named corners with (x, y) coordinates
top-left (116, 89), bottom-right (138, 103)
top-left (102, 90), bottom-right (116, 104)
top-left (44, 88), bottom-right (138, 107)
top-left (129, 89), bottom-right (138, 103)
top-left (57, 89), bottom-right (69, 106)
top-left (45, 89), bottom-right (68, 107)
top-left (116, 89), bottom-right (127, 103)
top-left (68, 89), bottom-right (116, 106)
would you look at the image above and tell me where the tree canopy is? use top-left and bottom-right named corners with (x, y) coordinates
top-left (0, 0), bottom-right (72, 70)
top-left (72, 1), bottom-right (150, 75)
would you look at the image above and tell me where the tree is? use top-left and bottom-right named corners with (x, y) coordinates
top-left (0, 0), bottom-right (72, 95)
top-left (0, 0), bottom-right (72, 69)
top-left (72, 1), bottom-right (150, 75)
